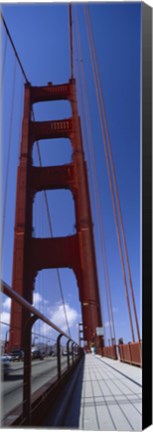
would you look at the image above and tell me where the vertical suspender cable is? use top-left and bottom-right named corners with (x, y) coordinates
top-left (85, 6), bottom-right (140, 343)
top-left (1, 13), bottom-right (72, 339)
top-left (17, 76), bottom-right (24, 161)
top-left (69, 4), bottom-right (74, 79)
top-left (84, 5), bottom-right (136, 342)
top-left (85, 6), bottom-right (135, 342)
top-left (75, 7), bottom-right (116, 343)
top-left (74, 6), bottom-right (116, 344)
top-left (74, 58), bottom-right (107, 346)
top-left (85, 7), bottom-right (140, 343)
top-left (1, 12), bottom-right (71, 337)
top-left (73, 5), bottom-right (105, 346)
top-left (1, 30), bottom-right (8, 91)
top-left (1, 58), bottom-right (17, 260)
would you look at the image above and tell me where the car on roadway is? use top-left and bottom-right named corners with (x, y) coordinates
top-left (1, 355), bottom-right (11, 378)
top-left (31, 347), bottom-right (44, 360)
top-left (62, 350), bottom-right (73, 356)
top-left (2, 353), bottom-right (12, 361)
top-left (11, 349), bottom-right (24, 361)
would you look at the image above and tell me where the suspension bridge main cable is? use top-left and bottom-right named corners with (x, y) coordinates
top-left (84, 5), bottom-right (135, 342)
top-left (1, 58), bottom-right (17, 260)
top-left (69, 4), bottom-right (74, 79)
top-left (84, 5), bottom-right (139, 342)
top-left (1, 29), bottom-right (8, 91)
top-left (1, 11), bottom-right (71, 338)
top-left (0, 12), bottom-right (29, 83)
top-left (73, 5), bottom-right (116, 345)
top-left (87, 7), bottom-right (141, 343)
top-left (84, 8), bottom-right (140, 342)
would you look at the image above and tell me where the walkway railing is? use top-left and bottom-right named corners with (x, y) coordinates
top-left (101, 342), bottom-right (142, 367)
top-left (118, 342), bottom-right (142, 367)
top-left (102, 345), bottom-right (118, 360)
top-left (1, 281), bottom-right (83, 426)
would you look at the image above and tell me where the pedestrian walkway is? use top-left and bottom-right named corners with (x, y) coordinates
top-left (78, 354), bottom-right (142, 430)
top-left (44, 353), bottom-right (142, 430)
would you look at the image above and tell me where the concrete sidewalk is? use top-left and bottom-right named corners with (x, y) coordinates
top-left (78, 354), bottom-right (142, 430)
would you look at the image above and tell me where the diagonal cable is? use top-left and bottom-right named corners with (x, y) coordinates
top-left (85, 7), bottom-right (140, 342)
top-left (84, 5), bottom-right (136, 342)
top-left (0, 29), bottom-right (8, 92)
top-left (1, 58), bottom-right (17, 261)
top-left (74, 5), bottom-right (116, 344)
top-left (0, 12), bottom-right (29, 83)
top-left (1, 12), bottom-right (71, 338)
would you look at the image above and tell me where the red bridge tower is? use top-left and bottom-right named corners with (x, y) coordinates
top-left (9, 79), bottom-right (104, 352)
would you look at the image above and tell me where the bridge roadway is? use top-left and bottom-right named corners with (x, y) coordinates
top-left (2, 356), bottom-right (68, 419)
top-left (2, 354), bottom-right (142, 429)
top-left (43, 353), bottom-right (142, 430)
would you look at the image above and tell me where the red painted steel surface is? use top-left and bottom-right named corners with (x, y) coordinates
top-left (129, 342), bottom-right (142, 366)
top-left (30, 118), bottom-right (73, 142)
top-left (31, 82), bottom-right (71, 103)
top-left (119, 344), bottom-right (131, 364)
top-left (30, 164), bottom-right (75, 193)
top-left (9, 84), bottom-right (32, 350)
top-left (118, 342), bottom-right (142, 367)
top-left (9, 80), bottom-right (103, 351)
top-left (103, 346), bottom-right (117, 360)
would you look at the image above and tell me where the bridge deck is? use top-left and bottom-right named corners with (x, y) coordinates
top-left (78, 354), bottom-right (142, 430)
top-left (45, 353), bottom-right (142, 430)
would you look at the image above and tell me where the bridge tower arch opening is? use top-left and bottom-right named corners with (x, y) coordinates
top-left (33, 98), bottom-right (72, 121)
top-left (32, 267), bottom-right (82, 339)
top-left (33, 189), bottom-right (76, 238)
top-left (9, 79), bottom-right (104, 352)
top-left (33, 137), bottom-right (72, 167)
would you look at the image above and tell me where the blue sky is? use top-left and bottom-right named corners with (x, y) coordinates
top-left (1, 3), bottom-right (141, 346)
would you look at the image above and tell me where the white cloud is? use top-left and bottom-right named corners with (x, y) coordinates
top-left (2, 297), bottom-right (11, 310)
top-left (104, 321), bottom-right (112, 328)
top-left (1, 299), bottom-right (11, 340)
top-left (112, 306), bottom-right (118, 314)
top-left (33, 292), bottom-right (49, 307)
top-left (33, 292), bottom-right (42, 305)
top-left (39, 302), bottom-right (79, 337)
top-left (1, 295), bottom-right (79, 343)
top-left (1, 311), bottom-right (10, 325)
top-left (1, 312), bottom-right (10, 342)
top-left (51, 303), bottom-right (78, 331)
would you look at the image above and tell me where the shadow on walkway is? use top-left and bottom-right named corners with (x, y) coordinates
top-left (43, 356), bottom-right (85, 428)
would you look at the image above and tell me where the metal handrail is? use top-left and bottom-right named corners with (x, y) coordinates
top-left (1, 280), bottom-right (82, 426)
top-left (1, 280), bottom-right (71, 340)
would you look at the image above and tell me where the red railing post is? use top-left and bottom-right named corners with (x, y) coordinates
top-left (23, 314), bottom-right (38, 425)
top-left (57, 334), bottom-right (63, 380)
top-left (67, 339), bottom-right (72, 369)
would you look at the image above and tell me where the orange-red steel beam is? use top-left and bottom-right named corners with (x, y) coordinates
top-left (9, 84), bottom-right (32, 350)
top-left (30, 164), bottom-right (75, 193)
top-left (31, 82), bottom-right (71, 103)
top-left (30, 118), bottom-right (73, 142)
top-left (9, 80), bottom-right (103, 351)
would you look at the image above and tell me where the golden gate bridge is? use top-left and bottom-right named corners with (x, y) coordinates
top-left (0, 3), bottom-right (147, 429)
